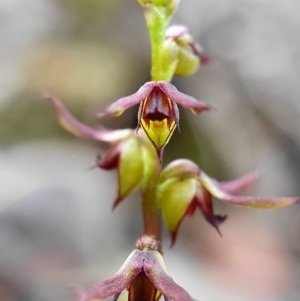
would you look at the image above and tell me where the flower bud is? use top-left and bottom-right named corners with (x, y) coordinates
top-left (166, 25), bottom-right (210, 76)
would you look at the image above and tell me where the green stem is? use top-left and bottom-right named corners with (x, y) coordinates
top-left (141, 143), bottom-right (162, 250)
top-left (142, 188), bottom-right (162, 246)
top-left (149, 8), bottom-right (166, 81)
top-left (145, 6), bottom-right (169, 81)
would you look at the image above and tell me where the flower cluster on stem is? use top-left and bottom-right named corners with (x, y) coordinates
top-left (44, 1), bottom-right (300, 301)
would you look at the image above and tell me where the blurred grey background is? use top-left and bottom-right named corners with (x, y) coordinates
top-left (1, 0), bottom-right (300, 300)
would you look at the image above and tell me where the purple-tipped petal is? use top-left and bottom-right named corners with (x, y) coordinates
top-left (97, 82), bottom-right (155, 117)
top-left (144, 251), bottom-right (193, 301)
top-left (44, 93), bottom-right (131, 142)
top-left (157, 81), bottom-right (212, 114)
top-left (44, 93), bottom-right (106, 140)
top-left (218, 171), bottom-right (259, 194)
top-left (191, 43), bottom-right (210, 65)
top-left (199, 172), bottom-right (300, 209)
top-left (82, 250), bottom-right (144, 301)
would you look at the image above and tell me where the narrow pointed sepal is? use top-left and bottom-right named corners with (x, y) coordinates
top-left (199, 171), bottom-right (300, 209)
top-left (81, 250), bottom-right (144, 301)
top-left (78, 236), bottom-right (194, 301)
top-left (44, 93), bottom-right (107, 141)
top-left (97, 82), bottom-right (155, 117)
top-left (144, 251), bottom-right (193, 301)
top-left (218, 171), bottom-right (259, 194)
top-left (44, 93), bottom-right (131, 142)
top-left (157, 81), bottom-right (212, 114)
top-left (195, 184), bottom-right (226, 236)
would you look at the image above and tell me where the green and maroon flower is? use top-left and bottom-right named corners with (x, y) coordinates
top-left (44, 94), bottom-right (159, 208)
top-left (75, 235), bottom-right (193, 301)
top-left (97, 81), bottom-right (211, 156)
top-left (156, 159), bottom-right (300, 245)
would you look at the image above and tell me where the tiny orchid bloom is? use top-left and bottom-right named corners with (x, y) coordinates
top-left (79, 235), bottom-right (193, 301)
top-left (97, 81), bottom-right (211, 156)
top-left (165, 25), bottom-right (210, 76)
top-left (44, 94), bottom-right (159, 208)
top-left (156, 159), bottom-right (300, 246)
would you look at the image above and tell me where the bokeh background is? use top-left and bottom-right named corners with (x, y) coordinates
top-left (1, 0), bottom-right (300, 300)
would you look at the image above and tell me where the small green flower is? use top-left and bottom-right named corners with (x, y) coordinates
top-left (97, 81), bottom-right (211, 156)
top-left (156, 159), bottom-right (300, 245)
top-left (165, 25), bottom-right (210, 76)
top-left (44, 94), bottom-right (158, 208)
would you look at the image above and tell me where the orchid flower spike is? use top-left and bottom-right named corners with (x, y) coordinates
top-left (97, 81), bottom-right (212, 155)
top-left (156, 159), bottom-right (300, 246)
top-left (79, 235), bottom-right (193, 301)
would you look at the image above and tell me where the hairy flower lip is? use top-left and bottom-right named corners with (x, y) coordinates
top-left (96, 81), bottom-right (213, 153)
